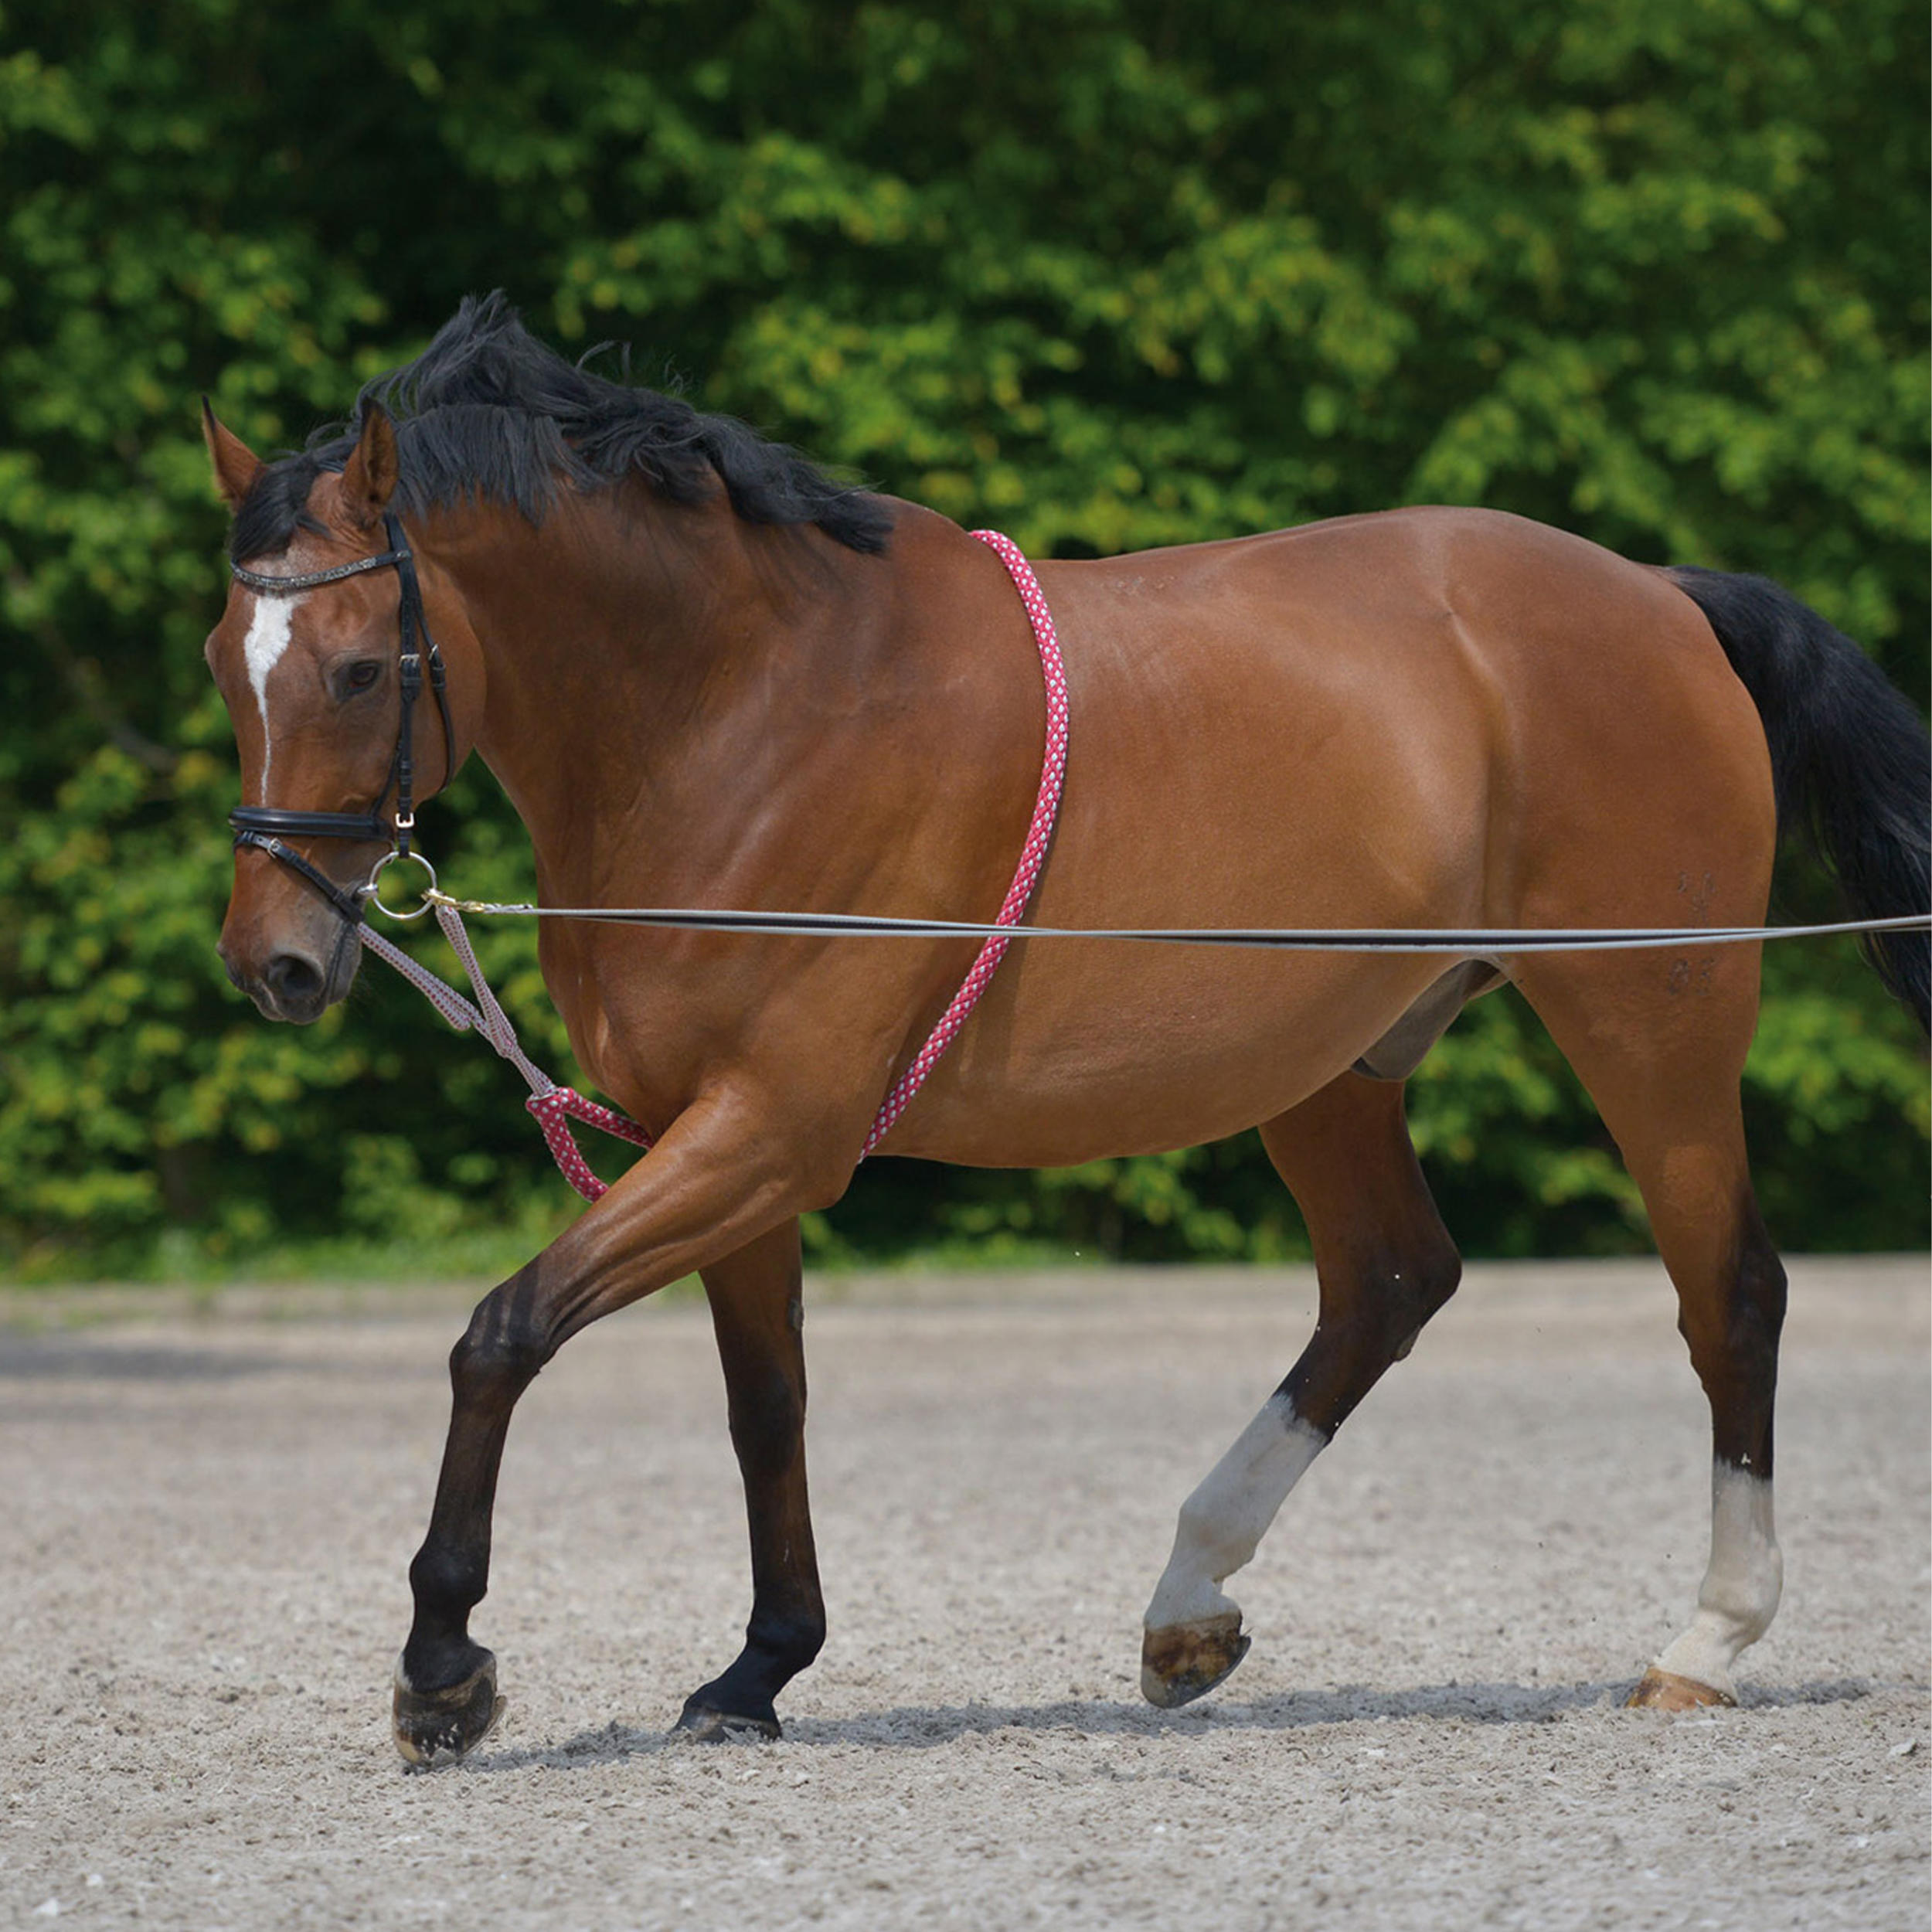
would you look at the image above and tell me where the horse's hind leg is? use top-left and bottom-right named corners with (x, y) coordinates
top-left (1514, 951), bottom-right (1787, 1710)
top-left (1141, 1073), bottom-right (1461, 1706)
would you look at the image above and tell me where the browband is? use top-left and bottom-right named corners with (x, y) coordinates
top-left (230, 548), bottom-right (406, 593)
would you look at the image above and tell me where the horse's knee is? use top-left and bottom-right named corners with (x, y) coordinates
top-left (450, 1277), bottom-right (553, 1400)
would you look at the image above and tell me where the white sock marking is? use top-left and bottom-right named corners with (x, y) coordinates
top-left (1145, 1392), bottom-right (1325, 1631)
top-left (240, 593), bottom-right (301, 786)
top-left (1652, 1461), bottom-right (1782, 1696)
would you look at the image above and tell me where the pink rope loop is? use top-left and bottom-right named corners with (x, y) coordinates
top-left (526, 1089), bottom-right (609, 1202)
top-left (526, 1087), bottom-right (656, 1202)
top-left (862, 530), bottom-right (1069, 1155)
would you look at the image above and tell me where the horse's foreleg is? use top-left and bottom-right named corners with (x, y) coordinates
top-left (389, 1294), bottom-right (529, 1765)
top-left (675, 1218), bottom-right (825, 1741)
top-left (1141, 1074), bottom-right (1461, 1706)
top-left (1516, 955), bottom-right (1787, 1711)
top-left (392, 1095), bottom-right (838, 1766)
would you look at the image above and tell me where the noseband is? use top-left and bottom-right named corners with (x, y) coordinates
top-left (227, 511), bottom-right (454, 922)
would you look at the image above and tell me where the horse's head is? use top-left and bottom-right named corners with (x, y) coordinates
top-left (202, 404), bottom-right (478, 1022)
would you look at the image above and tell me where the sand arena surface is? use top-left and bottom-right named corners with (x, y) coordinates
top-left (1, 1257), bottom-right (1926, 1930)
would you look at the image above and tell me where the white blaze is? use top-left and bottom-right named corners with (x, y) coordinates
top-left (1145, 1392), bottom-right (1325, 1631)
top-left (241, 592), bottom-right (302, 786)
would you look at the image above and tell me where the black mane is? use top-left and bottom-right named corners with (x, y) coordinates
top-left (229, 293), bottom-right (894, 561)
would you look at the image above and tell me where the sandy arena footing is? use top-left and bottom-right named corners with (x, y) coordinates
top-left (1, 1256), bottom-right (1926, 1929)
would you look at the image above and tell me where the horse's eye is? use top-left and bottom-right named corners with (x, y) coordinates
top-left (345, 661), bottom-right (382, 694)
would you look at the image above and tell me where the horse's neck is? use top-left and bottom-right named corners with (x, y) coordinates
top-left (439, 492), bottom-right (888, 898)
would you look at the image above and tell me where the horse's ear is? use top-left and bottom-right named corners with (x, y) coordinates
top-left (202, 399), bottom-right (265, 510)
top-left (338, 403), bottom-right (400, 529)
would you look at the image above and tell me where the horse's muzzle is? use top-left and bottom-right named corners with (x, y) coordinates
top-left (219, 925), bottom-right (361, 1024)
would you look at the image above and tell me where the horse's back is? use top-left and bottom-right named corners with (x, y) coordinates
top-left (1043, 503), bottom-right (1773, 925)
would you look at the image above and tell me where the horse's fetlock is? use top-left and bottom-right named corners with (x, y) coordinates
top-left (410, 1542), bottom-right (488, 1616)
top-left (747, 1605), bottom-right (826, 1671)
top-left (1172, 1493), bottom-right (1236, 1561)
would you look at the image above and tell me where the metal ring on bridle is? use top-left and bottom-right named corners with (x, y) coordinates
top-left (368, 849), bottom-right (439, 921)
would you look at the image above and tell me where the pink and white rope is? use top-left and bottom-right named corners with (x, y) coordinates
top-left (861, 530), bottom-right (1069, 1152)
top-left (358, 528), bottom-right (1066, 1198)
top-left (359, 905), bottom-right (651, 1204)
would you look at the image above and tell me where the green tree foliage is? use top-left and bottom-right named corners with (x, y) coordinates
top-left (1, 0), bottom-right (1924, 1275)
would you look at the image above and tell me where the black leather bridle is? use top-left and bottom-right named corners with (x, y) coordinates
top-left (227, 511), bottom-right (454, 922)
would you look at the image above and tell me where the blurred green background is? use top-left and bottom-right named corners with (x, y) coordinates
top-left (2, 0), bottom-right (1925, 1281)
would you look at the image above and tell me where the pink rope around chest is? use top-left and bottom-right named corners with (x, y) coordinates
top-left (362, 528), bottom-right (1067, 1201)
top-left (862, 531), bottom-right (1069, 1151)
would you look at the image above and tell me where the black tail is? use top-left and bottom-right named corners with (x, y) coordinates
top-left (1667, 567), bottom-right (1930, 1030)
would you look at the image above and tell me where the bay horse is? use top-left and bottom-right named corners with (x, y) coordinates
top-left (200, 297), bottom-right (1929, 1764)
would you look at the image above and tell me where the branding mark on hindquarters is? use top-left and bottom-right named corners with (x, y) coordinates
top-left (1677, 870), bottom-right (1716, 918)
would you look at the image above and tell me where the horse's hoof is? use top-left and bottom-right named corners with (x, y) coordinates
top-left (393, 1652), bottom-right (505, 1767)
top-left (675, 1699), bottom-right (783, 1744)
top-left (1140, 1611), bottom-right (1252, 1709)
top-left (1626, 1666), bottom-right (1737, 1713)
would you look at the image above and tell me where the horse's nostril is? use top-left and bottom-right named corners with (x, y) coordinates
top-left (264, 951), bottom-right (325, 1005)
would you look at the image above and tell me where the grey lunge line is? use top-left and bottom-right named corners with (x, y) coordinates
top-left (417, 892), bottom-right (1929, 955)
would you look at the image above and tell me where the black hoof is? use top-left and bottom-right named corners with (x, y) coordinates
top-left (393, 1651), bottom-right (505, 1767)
top-left (676, 1696), bottom-right (782, 1743)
